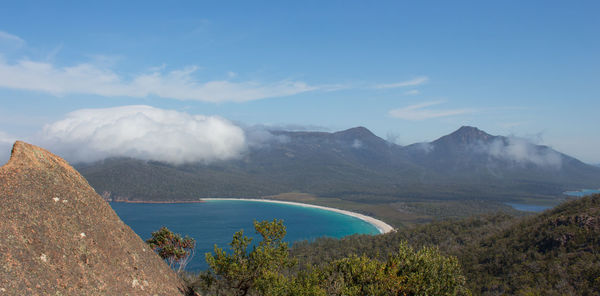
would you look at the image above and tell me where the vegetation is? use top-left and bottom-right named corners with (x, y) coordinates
top-left (200, 219), bottom-right (296, 296)
top-left (292, 194), bottom-right (600, 295)
top-left (460, 194), bottom-right (600, 295)
top-left (191, 219), bottom-right (469, 296)
top-left (146, 226), bottom-right (196, 273)
top-left (152, 195), bottom-right (600, 295)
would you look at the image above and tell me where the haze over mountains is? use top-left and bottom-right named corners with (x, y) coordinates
top-left (77, 126), bottom-right (600, 204)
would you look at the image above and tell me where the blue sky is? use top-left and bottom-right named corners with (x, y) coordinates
top-left (0, 1), bottom-right (599, 163)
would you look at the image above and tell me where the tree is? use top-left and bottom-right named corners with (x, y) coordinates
top-left (146, 226), bottom-right (196, 273)
top-left (312, 242), bottom-right (470, 296)
top-left (197, 220), bottom-right (470, 296)
top-left (202, 219), bottom-right (296, 296)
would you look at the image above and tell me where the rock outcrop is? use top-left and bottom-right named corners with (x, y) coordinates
top-left (0, 141), bottom-right (188, 295)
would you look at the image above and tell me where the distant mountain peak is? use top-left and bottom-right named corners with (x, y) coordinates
top-left (453, 126), bottom-right (488, 136)
top-left (335, 126), bottom-right (372, 135)
top-left (434, 126), bottom-right (495, 146)
top-left (333, 126), bottom-right (379, 140)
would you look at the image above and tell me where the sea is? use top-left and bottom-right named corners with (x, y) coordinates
top-left (563, 189), bottom-right (600, 197)
top-left (504, 203), bottom-right (553, 212)
top-left (110, 199), bottom-right (379, 271)
top-left (505, 188), bottom-right (600, 212)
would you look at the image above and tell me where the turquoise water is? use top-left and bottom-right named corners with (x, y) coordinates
top-left (110, 200), bottom-right (379, 271)
top-left (504, 202), bottom-right (553, 212)
top-left (506, 189), bottom-right (600, 212)
top-left (563, 189), bottom-right (600, 197)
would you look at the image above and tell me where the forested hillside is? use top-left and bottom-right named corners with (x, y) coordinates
top-left (291, 194), bottom-right (600, 295)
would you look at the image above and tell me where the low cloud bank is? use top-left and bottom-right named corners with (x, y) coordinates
top-left (38, 105), bottom-right (247, 164)
top-left (480, 137), bottom-right (562, 168)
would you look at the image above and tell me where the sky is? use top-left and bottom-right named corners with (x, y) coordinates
top-left (0, 1), bottom-right (599, 164)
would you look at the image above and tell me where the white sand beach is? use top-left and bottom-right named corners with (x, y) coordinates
top-left (202, 198), bottom-right (395, 234)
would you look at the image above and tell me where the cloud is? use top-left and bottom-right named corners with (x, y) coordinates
top-left (389, 101), bottom-right (475, 120)
top-left (0, 130), bottom-right (16, 164)
top-left (0, 31), bottom-right (25, 47)
top-left (478, 137), bottom-right (562, 168)
top-left (403, 89), bottom-right (420, 96)
top-left (0, 32), bottom-right (432, 102)
top-left (374, 76), bottom-right (428, 89)
top-left (0, 58), bottom-right (318, 102)
top-left (351, 139), bottom-right (363, 149)
top-left (250, 123), bottom-right (331, 132)
top-left (413, 142), bottom-right (434, 153)
top-left (38, 105), bottom-right (247, 164)
top-left (242, 125), bottom-right (290, 148)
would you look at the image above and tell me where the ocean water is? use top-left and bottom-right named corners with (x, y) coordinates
top-left (563, 189), bottom-right (600, 197)
top-left (504, 202), bottom-right (553, 212)
top-left (110, 200), bottom-right (379, 271)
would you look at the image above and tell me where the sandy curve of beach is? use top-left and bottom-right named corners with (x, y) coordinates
top-left (202, 198), bottom-right (395, 234)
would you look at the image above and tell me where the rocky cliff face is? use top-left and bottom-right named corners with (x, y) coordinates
top-left (0, 141), bottom-right (188, 295)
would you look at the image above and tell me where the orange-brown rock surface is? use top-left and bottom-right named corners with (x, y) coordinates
top-left (0, 141), bottom-right (189, 295)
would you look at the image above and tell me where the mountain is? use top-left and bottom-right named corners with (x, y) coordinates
top-left (76, 126), bottom-right (600, 204)
top-left (0, 142), bottom-right (188, 295)
top-left (404, 126), bottom-right (600, 196)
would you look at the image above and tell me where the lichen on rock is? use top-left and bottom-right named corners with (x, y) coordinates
top-left (0, 141), bottom-right (189, 295)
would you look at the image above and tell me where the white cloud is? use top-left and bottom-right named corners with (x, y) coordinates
top-left (352, 139), bottom-right (363, 149)
top-left (0, 130), bottom-right (15, 144)
top-left (484, 137), bottom-right (562, 168)
top-left (413, 142), bottom-right (434, 153)
top-left (403, 89), bottom-right (420, 96)
top-left (0, 58), bottom-right (318, 102)
top-left (242, 125), bottom-right (290, 148)
top-left (0, 130), bottom-right (16, 164)
top-left (0, 32), bottom-right (432, 102)
top-left (38, 105), bottom-right (247, 164)
top-left (374, 76), bottom-right (429, 89)
top-left (0, 31), bottom-right (25, 47)
top-left (389, 101), bottom-right (475, 120)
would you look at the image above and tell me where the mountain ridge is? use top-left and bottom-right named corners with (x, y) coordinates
top-left (74, 126), bottom-right (600, 204)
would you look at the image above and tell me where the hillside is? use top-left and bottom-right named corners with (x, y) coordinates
top-left (77, 126), bottom-right (600, 217)
top-left (291, 194), bottom-right (600, 295)
top-left (0, 142), bottom-right (189, 295)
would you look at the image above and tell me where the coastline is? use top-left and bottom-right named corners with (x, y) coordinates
top-left (108, 200), bottom-right (205, 204)
top-left (202, 198), bottom-right (395, 234)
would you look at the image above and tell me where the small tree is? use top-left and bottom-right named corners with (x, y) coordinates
top-left (202, 219), bottom-right (296, 296)
top-left (146, 226), bottom-right (196, 273)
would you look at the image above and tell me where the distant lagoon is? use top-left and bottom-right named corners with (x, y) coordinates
top-left (110, 200), bottom-right (379, 271)
top-left (563, 189), bottom-right (600, 197)
top-left (505, 188), bottom-right (600, 212)
top-left (504, 203), bottom-right (553, 212)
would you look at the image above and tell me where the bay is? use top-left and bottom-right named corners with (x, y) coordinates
top-left (110, 200), bottom-right (379, 271)
top-left (504, 202), bottom-right (553, 212)
top-left (563, 189), bottom-right (600, 197)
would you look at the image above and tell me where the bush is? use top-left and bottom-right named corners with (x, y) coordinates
top-left (196, 220), bottom-right (469, 295)
top-left (146, 226), bottom-right (196, 273)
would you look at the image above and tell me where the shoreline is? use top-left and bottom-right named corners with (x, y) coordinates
top-left (202, 198), bottom-right (395, 234)
top-left (109, 200), bottom-right (205, 204)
